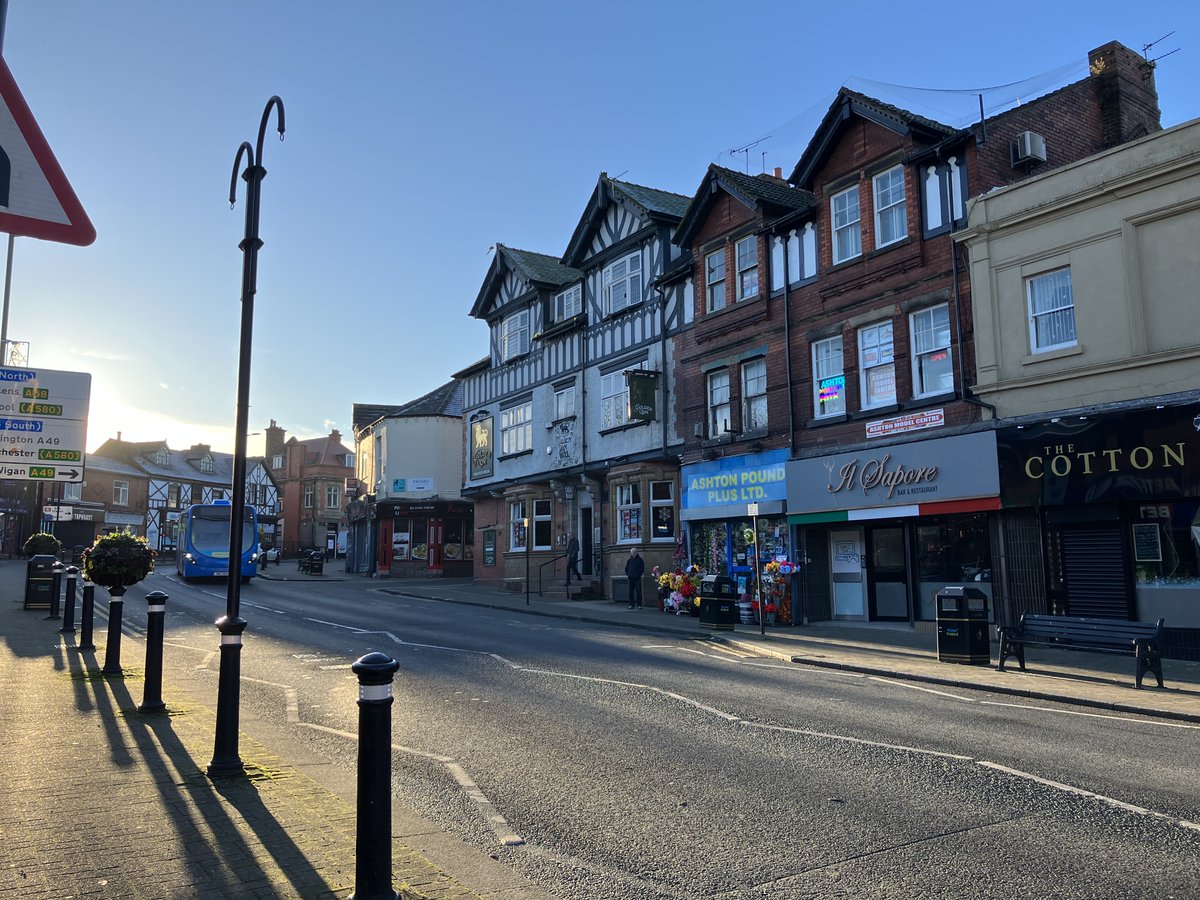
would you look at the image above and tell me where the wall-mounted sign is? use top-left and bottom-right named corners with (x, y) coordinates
top-left (483, 529), bottom-right (496, 567)
top-left (683, 448), bottom-right (788, 511)
top-left (787, 431), bottom-right (998, 513)
top-left (470, 415), bottom-right (493, 480)
top-left (866, 408), bottom-right (944, 439)
top-left (627, 371), bottom-right (659, 422)
top-left (408, 477), bottom-right (434, 492)
top-left (391, 478), bottom-right (405, 492)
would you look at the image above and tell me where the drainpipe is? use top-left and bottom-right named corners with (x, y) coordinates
top-left (781, 230), bottom-right (796, 456)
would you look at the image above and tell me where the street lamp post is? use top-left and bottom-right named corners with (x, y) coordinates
top-left (524, 516), bottom-right (530, 606)
top-left (209, 96), bottom-right (286, 777)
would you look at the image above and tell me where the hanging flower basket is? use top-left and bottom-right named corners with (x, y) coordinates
top-left (83, 532), bottom-right (157, 589)
top-left (23, 531), bottom-right (61, 558)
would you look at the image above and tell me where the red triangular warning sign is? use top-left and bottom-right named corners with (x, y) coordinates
top-left (0, 57), bottom-right (95, 246)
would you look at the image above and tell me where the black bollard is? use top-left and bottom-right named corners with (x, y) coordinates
top-left (101, 585), bottom-right (127, 676)
top-left (138, 591), bottom-right (168, 712)
top-left (349, 651), bottom-right (401, 900)
top-left (79, 582), bottom-right (96, 651)
top-left (60, 566), bottom-right (79, 634)
top-left (47, 561), bottom-right (64, 620)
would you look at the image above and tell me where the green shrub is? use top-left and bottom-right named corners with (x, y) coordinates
top-left (83, 532), bottom-right (156, 588)
top-left (23, 532), bottom-right (61, 558)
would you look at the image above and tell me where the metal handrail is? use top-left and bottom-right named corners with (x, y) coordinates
top-left (538, 553), bottom-right (568, 596)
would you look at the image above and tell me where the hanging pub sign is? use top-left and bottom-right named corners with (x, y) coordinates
top-left (627, 370), bottom-right (658, 422)
top-left (470, 415), bottom-right (493, 480)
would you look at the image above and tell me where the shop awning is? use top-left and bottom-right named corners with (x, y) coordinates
top-left (789, 495), bottom-right (1000, 525)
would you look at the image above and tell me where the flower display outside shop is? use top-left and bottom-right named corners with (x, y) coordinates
top-left (23, 531), bottom-right (62, 558)
top-left (761, 559), bottom-right (796, 623)
top-left (656, 565), bottom-right (704, 614)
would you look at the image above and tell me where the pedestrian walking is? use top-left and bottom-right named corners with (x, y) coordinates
top-left (625, 547), bottom-right (645, 608)
top-left (565, 534), bottom-right (582, 586)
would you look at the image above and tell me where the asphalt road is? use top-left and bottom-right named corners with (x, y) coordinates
top-left (107, 570), bottom-right (1200, 900)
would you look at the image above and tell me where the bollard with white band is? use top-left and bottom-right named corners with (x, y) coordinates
top-left (138, 591), bottom-right (169, 713)
top-left (349, 651), bottom-right (401, 900)
top-left (207, 615), bottom-right (248, 775)
top-left (100, 585), bottom-right (128, 676)
top-left (60, 566), bottom-right (80, 635)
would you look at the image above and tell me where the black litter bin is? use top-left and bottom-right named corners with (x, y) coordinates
top-left (24, 555), bottom-right (57, 610)
top-left (699, 575), bottom-right (739, 630)
top-left (936, 586), bottom-right (990, 665)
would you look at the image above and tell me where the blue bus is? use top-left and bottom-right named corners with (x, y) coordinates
top-left (176, 501), bottom-right (260, 582)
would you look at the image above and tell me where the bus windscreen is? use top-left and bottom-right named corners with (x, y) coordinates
top-left (191, 507), bottom-right (255, 554)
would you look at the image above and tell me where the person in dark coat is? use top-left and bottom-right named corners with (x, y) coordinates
top-left (624, 547), bottom-right (645, 608)
top-left (565, 535), bottom-right (582, 586)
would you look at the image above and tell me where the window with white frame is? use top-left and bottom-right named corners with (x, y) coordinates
top-left (910, 304), bottom-right (953, 396)
top-left (154, 447), bottom-right (169, 465)
top-left (325, 484), bottom-right (341, 510)
top-left (873, 166), bottom-right (907, 248)
top-left (271, 454), bottom-right (283, 469)
top-left (1026, 268), bottom-right (1077, 353)
top-left (602, 251), bottom-right (642, 315)
top-left (113, 481), bottom-right (129, 506)
top-left (500, 401), bottom-right (533, 454)
top-left (741, 358), bottom-right (767, 432)
top-left (200, 455), bottom-right (214, 473)
top-left (705, 250), bottom-right (725, 313)
top-left (167, 483), bottom-right (180, 508)
top-left (616, 483), bottom-right (642, 542)
top-left (735, 236), bottom-right (759, 300)
top-left (62, 482), bottom-right (82, 502)
top-left (831, 186), bottom-right (861, 264)
top-left (212, 488), bottom-right (226, 501)
top-left (650, 480), bottom-right (675, 541)
top-left (858, 321), bottom-right (896, 408)
top-left (554, 384), bottom-right (576, 420)
top-left (707, 370), bottom-right (731, 437)
top-left (555, 284), bottom-right (581, 322)
top-left (601, 361), bottom-right (644, 430)
top-left (303, 484), bottom-right (314, 508)
top-left (813, 336), bottom-right (846, 418)
top-left (533, 499), bottom-right (552, 550)
top-left (500, 309), bottom-right (530, 361)
top-left (509, 500), bottom-right (527, 551)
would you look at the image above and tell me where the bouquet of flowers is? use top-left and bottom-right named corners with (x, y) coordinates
top-left (659, 565), bottom-right (703, 614)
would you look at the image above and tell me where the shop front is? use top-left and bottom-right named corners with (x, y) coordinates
top-left (786, 431), bottom-right (1000, 624)
top-left (375, 500), bottom-right (473, 578)
top-left (996, 402), bottom-right (1200, 651)
top-left (681, 449), bottom-right (794, 623)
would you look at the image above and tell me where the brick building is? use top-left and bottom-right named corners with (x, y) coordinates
top-left (264, 420), bottom-right (355, 557)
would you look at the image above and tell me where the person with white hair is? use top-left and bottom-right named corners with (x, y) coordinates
top-left (624, 547), bottom-right (645, 609)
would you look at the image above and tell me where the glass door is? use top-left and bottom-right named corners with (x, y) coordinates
top-left (867, 525), bottom-right (910, 621)
top-left (831, 528), bottom-right (866, 619)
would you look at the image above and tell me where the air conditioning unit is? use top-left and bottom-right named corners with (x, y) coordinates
top-left (1011, 130), bottom-right (1047, 166)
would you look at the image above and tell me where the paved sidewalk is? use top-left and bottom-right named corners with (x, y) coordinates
top-left (0, 561), bottom-right (497, 900)
top-left (360, 575), bottom-right (1200, 724)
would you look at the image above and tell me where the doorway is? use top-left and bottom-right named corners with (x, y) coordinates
top-left (867, 525), bottom-right (910, 621)
top-left (427, 517), bottom-right (444, 574)
top-left (830, 528), bottom-right (866, 619)
top-left (581, 508), bottom-right (594, 576)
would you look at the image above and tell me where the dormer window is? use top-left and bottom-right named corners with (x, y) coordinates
top-left (200, 455), bottom-right (214, 473)
top-left (555, 284), bottom-right (581, 322)
top-left (154, 447), bottom-right (169, 466)
top-left (500, 309), bottom-right (529, 361)
top-left (602, 251), bottom-right (642, 315)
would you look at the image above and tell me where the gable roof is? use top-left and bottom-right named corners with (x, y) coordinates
top-left (789, 88), bottom-right (958, 187)
top-left (353, 381), bottom-right (463, 434)
top-left (674, 164), bottom-right (816, 248)
top-left (469, 243), bottom-right (582, 320)
top-left (562, 173), bottom-right (690, 267)
top-left (288, 432), bottom-right (354, 467)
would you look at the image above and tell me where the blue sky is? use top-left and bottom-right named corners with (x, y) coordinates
top-left (3, 1), bottom-right (1197, 457)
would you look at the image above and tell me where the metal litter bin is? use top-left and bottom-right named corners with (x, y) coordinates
top-left (699, 575), bottom-right (739, 630)
top-left (25, 555), bottom-right (57, 610)
top-left (936, 586), bottom-right (990, 665)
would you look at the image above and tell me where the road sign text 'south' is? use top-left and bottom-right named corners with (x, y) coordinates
top-left (0, 58), bottom-right (95, 246)
top-left (0, 366), bottom-right (90, 482)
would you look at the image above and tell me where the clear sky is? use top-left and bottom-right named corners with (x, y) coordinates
top-left (3, 1), bottom-right (1197, 458)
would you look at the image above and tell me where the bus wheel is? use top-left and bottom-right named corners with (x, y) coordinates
top-left (241, 575), bottom-right (251, 584)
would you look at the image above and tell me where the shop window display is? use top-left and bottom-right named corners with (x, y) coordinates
top-left (915, 513), bottom-right (992, 620)
top-left (1133, 501), bottom-right (1200, 587)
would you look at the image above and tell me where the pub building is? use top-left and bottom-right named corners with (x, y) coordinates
top-left (995, 401), bottom-right (1200, 658)
top-left (785, 431), bottom-right (1001, 625)
top-left (681, 448), bottom-right (794, 618)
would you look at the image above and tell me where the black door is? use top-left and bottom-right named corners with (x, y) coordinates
top-left (868, 525), bottom-right (910, 621)
top-left (581, 508), bottom-right (594, 576)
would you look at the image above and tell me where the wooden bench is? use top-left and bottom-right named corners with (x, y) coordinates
top-left (997, 613), bottom-right (1165, 689)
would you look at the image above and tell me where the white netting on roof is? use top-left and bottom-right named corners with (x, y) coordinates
top-left (723, 57), bottom-right (1091, 177)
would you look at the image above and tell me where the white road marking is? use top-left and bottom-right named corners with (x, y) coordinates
top-left (977, 760), bottom-right (1200, 831)
top-left (743, 721), bottom-right (974, 761)
top-left (300, 722), bottom-right (524, 846)
top-left (869, 677), bottom-right (979, 702)
top-left (979, 700), bottom-right (1200, 729)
